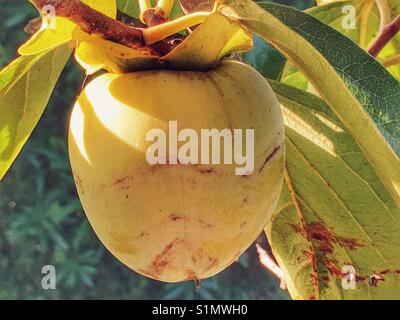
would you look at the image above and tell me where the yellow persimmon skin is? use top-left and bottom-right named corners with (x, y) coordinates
top-left (68, 60), bottom-right (285, 282)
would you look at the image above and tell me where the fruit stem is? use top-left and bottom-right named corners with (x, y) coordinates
top-left (139, 0), bottom-right (153, 23)
top-left (157, 0), bottom-right (175, 18)
top-left (143, 11), bottom-right (211, 45)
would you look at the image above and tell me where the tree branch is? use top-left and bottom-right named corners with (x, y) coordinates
top-left (29, 0), bottom-right (145, 49)
top-left (368, 15), bottom-right (400, 57)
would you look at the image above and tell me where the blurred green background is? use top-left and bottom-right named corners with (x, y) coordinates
top-left (0, 0), bottom-right (313, 299)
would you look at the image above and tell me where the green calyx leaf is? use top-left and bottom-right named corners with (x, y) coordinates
top-left (162, 12), bottom-right (253, 70)
top-left (0, 46), bottom-right (72, 180)
top-left (74, 11), bottom-right (252, 73)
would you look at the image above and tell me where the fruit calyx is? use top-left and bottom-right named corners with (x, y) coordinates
top-left (28, 0), bottom-right (213, 55)
top-left (24, 0), bottom-right (253, 73)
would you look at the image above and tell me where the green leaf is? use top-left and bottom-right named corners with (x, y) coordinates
top-left (81, 0), bottom-right (118, 18)
top-left (243, 34), bottom-right (286, 81)
top-left (18, 17), bottom-right (76, 56)
top-left (309, 0), bottom-right (376, 47)
top-left (117, 0), bottom-right (141, 18)
top-left (118, 0), bottom-right (183, 19)
top-left (171, 0), bottom-right (185, 18)
top-left (0, 45), bottom-right (71, 180)
top-left (268, 80), bottom-right (400, 300)
top-left (218, 0), bottom-right (400, 209)
top-left (283, 0), bottom-right (400, 82)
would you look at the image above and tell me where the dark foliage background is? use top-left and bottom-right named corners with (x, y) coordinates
top-left (0, 0), bottom-right (312, 299)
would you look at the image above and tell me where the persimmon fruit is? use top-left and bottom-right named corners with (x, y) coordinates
top-left (68, 60), bottom-right (285, 282)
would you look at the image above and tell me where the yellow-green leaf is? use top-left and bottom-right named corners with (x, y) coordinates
top-left (283, 0), bottom-right (400, 84)
top-left (19, 0), bottom-right (117, 56)
top-left (82, 0), bottom-right (117, 17)
top-left (0, 46), bottom-right (71, 180)
top-left (117, 0), bottom-right (140, 17)
top-left (19, 17), bottom-right (76, 56)
top-left (218, 0), bottom-right (400, 209)
top-left (268, 80), bottom-right (400, 300)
